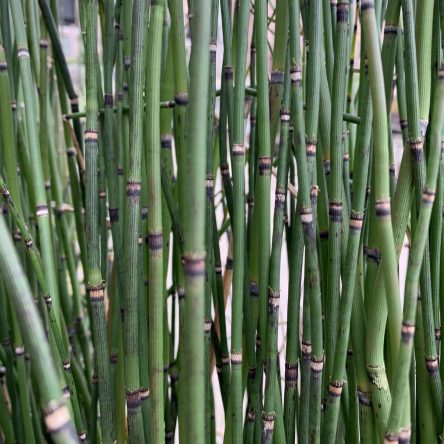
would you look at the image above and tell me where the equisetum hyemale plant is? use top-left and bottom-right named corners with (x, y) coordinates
top-left (0, 0), bottom-right (443, 442)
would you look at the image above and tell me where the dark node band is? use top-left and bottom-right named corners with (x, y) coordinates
top-left (183, 253), bottom-right (206, 276)
top-left (357, 390), bottom-right (371, 406)
top-left (109, 207), bottom-right (119, 223)
top-left (329, 201), bottom-right (343, 222)
top-left (361, 0), bottom-right (375, 10)
top-left (422, 188), bottom-right (436, 205)
top-left (285, 363), bottom-right (298, 388)
top-left (126, 390), bottom-right (141, 412)
top-left (275, 187), bottom-right (286, 208)
top-left (311, 356), bottom-right (324, 375)
top-left (148, 232), bottom-right (163, 251)
top-left (306, 142), bottom-right (316, 157)
top-left (425, 356), bottom-right (439, 373)
top-left (384, 24), bottom-right (398, 34)
top-left (384, 433), bottom-right (398, 443)
top-left (87, 281), bottom-right (105, 301)
top-left (336, 2), bottom-right (349, 22)
top-left (364, 246), bottom-right (381, 265)
top-left (409, 138), bottom-right (423, 162)
top-left (175, 92), bottom-right (189, 106)
top-left (324, 159), bottom-right (331, 175)
top-left (375, 199), bottom-right (391, 218)
top-left (270, 70), bottom-right (284, 85)
top-left (223, 65), bottom-right (233, 80)
top-left (401, 322), bottom-right (415, 343)
top-left (126, 180), bottom-right (141, 197)
top-left (328, 381), bottom-right (343, 397)
top-left (161, 135), bottom-right (172, 148)
top-left (290, 65), bottom-right (302, 84)
top-left (104, 94), bottom-right (113, 107)
top-left (247, 409), bottom-right (256, 422)
top-left (268, 289), bottom-right (280, 312)
top-left (140, 387), bottom-right (150, 401)
top-left (84, 129), bottom-right (98, 143)
top-left (250, 281), bottom-right (259, 297)
top-left (220, 164), bottom-right (230, 176)
top-left (258, 156), bottom-right (272, 175)
top-left (350, 211), bottom-right (364, 231)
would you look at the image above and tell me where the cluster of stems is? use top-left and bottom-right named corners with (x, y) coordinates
top-left (0, 0), bottom-right (444, 443)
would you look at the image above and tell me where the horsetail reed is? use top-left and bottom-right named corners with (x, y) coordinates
top-left (1, 0), bottom-right (444, 442)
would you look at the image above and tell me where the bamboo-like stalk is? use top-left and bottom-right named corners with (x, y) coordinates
top-left (82, 1), bottom-right (115, 442)
top-left (360, 0), bottom-right (401, 430)
top-left (182, 0), bottom-right (211, 442)
top-left (145, 0), bottom-right (165, 440)
top-left (0, 214), bottom-right (78, 444)
top-left (262, 51), bottom-right (290, 444)
top-left (325, 0), bottom-right (349, 382)
top-left (386, 65), bottom-right (444, 442)
top-left (120, 0), bottom-right (149, 441)
top-left (288, 0), bottom-right (324, 441)
top-left (230, 0), bottom-right (250, 439)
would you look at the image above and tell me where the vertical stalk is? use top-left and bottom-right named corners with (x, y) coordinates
top-left (182, 0), bottom-right (211, 442)
top-left (146, 0), bottom-right (165, 440)
top-left (231, 0), bottom-right (250, 439)
top-left (121, 0), bottom-right (148, 441)
top-left (82, 1), bottom-right (115, 442)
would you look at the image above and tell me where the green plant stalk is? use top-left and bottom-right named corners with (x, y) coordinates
top-left (103, 0), bottom-right (123, 307)
top-left (137, 236), bottom-right (151, 442)
top-left (415, 0), bottom-right (435, 133)
top-left (361, 0), bottom-right (401, 413)
top-left (8, 0), bottom-right (64, 330)
top-left (289, 0), bottom-right (324, 440)
top-left (120, 0), bottom-right (149, 441)
top-left (255, 0), bottom-right (272, 377)
top-left (0, 46), bottom-right (21, 216)
top-left (212, 213), bottom-right (230, 409)
top-left (231, 0), bottom-right (250, 439)
top-left (0, 214), bottom-right (78, 444)
top-left (380, 0), bottom-right (401, 198)
top-left (82, 1), bottom-right (115, 442)
top-left (298, 278), bottom-right (311, 444)
top-left (244, 36), bottom-right (258, 437)
top-left (269, 0), bottom-right (288, 150)
top-left (386, 66), bottom-right (444, 441)
top-left (323, 0), bottom-right (334, 87)
top-left (322, 44), bottom-right (372, 444)
top-left (204, 0), bottom-right (218, 435)
top-left (146, 0), bottom-right (165, 440)
top-left (0, 279), bottom-right (22, 443)
top-left (218, 0), bottom-right (235, 221)
top-left (414, 300), bottom-right (437, 442)
top-left (37, 0), bottom-right (82, 149)
top-left (262, 54), bottom-right (290, 443)
top-left (304, 0), bottom-right (322, 184)
top-left (0, 367), bottom-right (15, 444)
top-left (182, 0), bottom-right (211, 442)
top-left (325, 0), bottom-right (349, 381)
top-left (47, 143), bottom-right (89, 438)
top-left (400, 0), bottom-right (443, 423)
top-left (395, 27), bottom-right (408, 146)
top-left (162, 0), bottom-right (187, 419)
top-left (283, 209), bottom-right (304, 444)
top-left (9, 305), bottom-right (36, 444)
